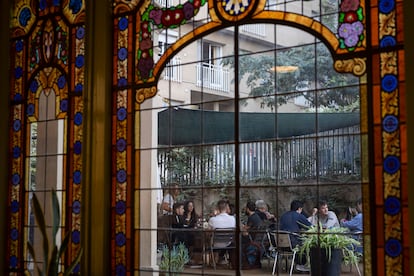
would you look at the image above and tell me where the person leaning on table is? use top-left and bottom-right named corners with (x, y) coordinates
top-left (308, 199), bottom-right (340, 229)
top-left (279, 199), bottom-right (312, 247)
top-left (341, 198), bottom-right (363, 232)
top-left (341, 198), bottom-right (363, 254)
top-left (279, 199), bottom-right (312, 272)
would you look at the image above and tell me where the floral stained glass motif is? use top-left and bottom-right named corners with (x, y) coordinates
top-left (136, 0), bottom-right (207, 82)
top-left (338, 0), bottom-right (365, 50)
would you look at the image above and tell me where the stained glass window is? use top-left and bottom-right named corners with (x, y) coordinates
top-left (7, 1), bottom-right (85, 273)
top-left (113, 0), bottom-right (355, 275)
top-left (4, 0), bottom-right (408, 274)
top-left (111, 0), bottom-right (407, 274)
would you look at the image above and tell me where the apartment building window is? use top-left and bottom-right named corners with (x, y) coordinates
top-left (197, 41), bottom-right (230, 92)
top-left (158, 30), bottom-right (182, 82)
top-left (202, 41), bottom-right (221, 64)
top-left (163, 57), bottom-right (182, 82)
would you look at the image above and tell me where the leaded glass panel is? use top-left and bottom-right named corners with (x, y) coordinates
top-left (7, 1), bottom-right (85, 273)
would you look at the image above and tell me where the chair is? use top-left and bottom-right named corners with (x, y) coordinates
top-left (157, 215), bottom-right (173, 247)
top-left (267, 230), bottom-right (297, 276)
top-left (348, 231), bottom-right (362, 276)
top-left (249, 221), bottom-right (271, 255)
top-left (208, 228), bottom-right (236, 269)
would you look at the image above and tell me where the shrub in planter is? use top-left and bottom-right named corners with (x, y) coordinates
top-left (159, 243), bottom-right (190, 276)
top-left (298, 224), bottom-right (361, 276)
top-left (25, 189), bottom-right (83, 276)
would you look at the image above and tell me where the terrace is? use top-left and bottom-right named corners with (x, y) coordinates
top-left (164, 258), bottom-right (363, 275)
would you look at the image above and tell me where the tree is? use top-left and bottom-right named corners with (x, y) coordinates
top-left (222, 0), bottom-right (360, 111)
top-left (223, 42), bottom-right (359, 111)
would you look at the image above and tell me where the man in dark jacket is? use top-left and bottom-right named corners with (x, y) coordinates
top-left (279, 200), bottom-right (312, 271)
top-left (279, 200), bottom-right (312, 243)
top-left (241, 201), bottom-right (264, 269)
top-left (242, 201), bottom-right (263, 242)
top-left (171, 202), bottom-right (188, 246)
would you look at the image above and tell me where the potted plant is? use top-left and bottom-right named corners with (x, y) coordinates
top-left (159, 242), bottom-right (190, 276)
top-left (297, 224), bottom-right (361, 276)
top-left (25, 189), bottom-right (83, 276)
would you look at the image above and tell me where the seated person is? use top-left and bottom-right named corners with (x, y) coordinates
top-left (227, 203), bottom-right (236, 217)
top-left (279, 200), bottom-right (312, 247)
top-left (242, 201), bottom-right (264, 244)
top-left (279, 200), bottom-right (312, 272)
top-left (255, 200), bottom-right (276, 221)
top-left (183, 200), bottom-right (199, 228)
top-left (341, 198), bottom-right (363, 232)
top-left (341, 198), bottom-right (363, 254)
top-left (308, 200), bottom-right (340, 229)
top-left (171, 202), bottom-right (189, 246)
top-left (241, 201), bottom-right (264, 269)
top-left (208, 199), bottom-right (236, 229)
top-left (161, 183), bottom-right (180, 215)
top-left (208, 199), bottom-right (236, 266)
top-left (255, 199), bottom-right (277, 230)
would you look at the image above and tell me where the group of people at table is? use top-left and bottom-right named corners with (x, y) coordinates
top-left (160, 184), bottom-right (363, 271)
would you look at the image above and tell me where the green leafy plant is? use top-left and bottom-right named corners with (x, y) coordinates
top-left (159, 243), bottom-right (190, 275)
top-left (25, 189), bottom-right (83, 276)
top-left (298, 224), bottom-right (361, 267)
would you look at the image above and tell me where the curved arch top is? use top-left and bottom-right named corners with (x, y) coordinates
top-left (252, 11), bottom-right (340, 54)
top-left (27, 67), bottom-right (69, 122)
top-left (208, 0), bottom-right (267, 22)
top-left (131, 0), bottom-right (366, 90)
top-left (144, 11), bottom-right (366, 104)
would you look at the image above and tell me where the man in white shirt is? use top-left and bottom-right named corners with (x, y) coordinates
top-left (308, 200), bottom-right (340, 229)
top-left (208, 199), bottom-right (236, 229)
top-left (208, 199), bottom-right (236, 266)
top-left (161, 183), bottom-right (180, 215)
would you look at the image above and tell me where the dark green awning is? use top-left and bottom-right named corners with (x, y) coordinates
top-left (158, 108), bottom-right (360, 146)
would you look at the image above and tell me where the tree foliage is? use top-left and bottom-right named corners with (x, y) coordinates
top-left (223, 42), bottom-right (360, 111)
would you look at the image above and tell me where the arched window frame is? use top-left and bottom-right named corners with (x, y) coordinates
top-left (111, 0), bottom-right (408, 275)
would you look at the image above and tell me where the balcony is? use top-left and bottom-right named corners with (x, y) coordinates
top-left (163, 57), bottom-right (182, 82)
top-left (240, 24), bottom-right (266, 37)
top-left (196, 63), bottom-right (230, 93)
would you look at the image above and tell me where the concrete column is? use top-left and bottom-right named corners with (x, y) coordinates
top-left (138, 97), bottom-right (161, 275)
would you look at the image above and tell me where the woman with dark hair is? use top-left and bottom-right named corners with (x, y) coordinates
top-left (182, 200), bottom-right (200, 265)
top-left (183, 200), bottom-right (199, 228)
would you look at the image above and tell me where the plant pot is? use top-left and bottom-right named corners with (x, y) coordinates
top-left (310, 247), bottom-right (342, 276)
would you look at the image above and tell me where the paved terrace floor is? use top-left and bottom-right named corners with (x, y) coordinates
top-left (169, 257), bottom-right (364, 275)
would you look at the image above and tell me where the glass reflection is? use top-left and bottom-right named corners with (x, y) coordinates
top-left (141, 23), bottom-right (364, 274)
top-left (25, 91), bottom-right (66, 273)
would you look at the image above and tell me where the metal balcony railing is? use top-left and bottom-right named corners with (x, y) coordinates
top-left (240, 24), bottom-right (266, 37)
top-left (163, 57), bottom-right (182, 82)
top-left (196, 63), bottom-right (230, 92)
